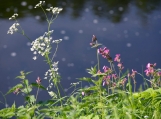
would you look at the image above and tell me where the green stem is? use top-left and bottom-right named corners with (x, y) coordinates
top-left (35, 86), bottom-right (40, 104)
top-left (97, 48), bottom-right (100, 71)
top-left (0, 91), bottom-right (7, 106)
top-left (51, 43), bottom-right (58, 61)
top-left (40, 6), bottom-right (48, 22)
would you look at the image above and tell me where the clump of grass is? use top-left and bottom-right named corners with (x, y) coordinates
top-left (1, 1), bottom-right (161, 119)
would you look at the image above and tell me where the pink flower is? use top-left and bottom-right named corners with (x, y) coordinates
top-left (144, 69), bottom-right (150, 76)
top-left (90, 35), bottom-right (97, 46)
top-left (92, 35), bottom-right (97, 42)
top-left (36, 77), bottom-right (41, 85)
top-left (102, 75), bottom-right (111, 86)
top-left (121, 78), bottom-right (127, 85)
top-left (131, 69), bottom-right (137, 78)
top-left (144, 63), bottom-right (156, 76)
top-left (117, 62), bottom-right (124, 70)
top-left (146, 63), bottom-right (151, 69)
top-left (98, 47), bottom-right (112, 61)
top-left (97, 70), bottom-right (102, 74)
top-left (103, 66), bottom-right (110, 73)
top-left (157, 72), bottom-right (161, 76)
top-left (112, 74), bottom-right (117, 79)
top-left (114, 54), bottom-right (121, 62)
top-left (82, 92), bottom-right (85, 96)
top-left (13, 88), bottom-right (21, 95)
top-left (102, 81), bottom-right (106, 86)
top-left (146, 63), bottom-right (156, 69)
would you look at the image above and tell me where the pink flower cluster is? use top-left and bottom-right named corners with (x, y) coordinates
top-left (36, 77), bottom-right (41, 85)
top-left (144, 63), bottom-right (156, 76)
top-left (114, 54), bottom-right (124, 70)
top-left (98, 47), bottom-right (112, 61)
top-left (13, 88), bottom-right (21, 95)
top-left (101, 66), bottom-right (118, 86)
top-left (131, 69), bottom-right (137, 79)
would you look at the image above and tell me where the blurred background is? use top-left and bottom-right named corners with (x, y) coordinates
top-left (0, 0), bottom-right (161, 108)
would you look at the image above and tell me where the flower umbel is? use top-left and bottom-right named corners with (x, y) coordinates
top-left (46, 7), bottom-right (63, 14)
top-left (30, 30), bottom-right (62, 60)
top-left (7, 23), bottom-right (20, 34)
top-left (34, 1), bottom-right (45, 8)
top-left (9, 13), bottom-right (18, 20)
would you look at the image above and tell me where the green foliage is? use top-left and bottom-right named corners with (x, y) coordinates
top-left (0, 103), bottom-right (15, 118)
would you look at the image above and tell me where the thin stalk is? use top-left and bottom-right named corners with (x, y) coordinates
top-left (45, 53), bottom-right (62, 103)
top-left (0, 91), bottom-right (7, 106)
top-left (23, 33), bottom-right (32, 42)
top-left (14, 19), bottom-right (32, 42)
top-left (96, 48), bottom-right (100, 71)
top-left (35, 86), bottom-right (40, 104)
top-left (40, 6), bottom-right (48, 22)
top-left (56, 84), bottom-right (62, 106)
top-left (51, 43), bottom-right (58, 61)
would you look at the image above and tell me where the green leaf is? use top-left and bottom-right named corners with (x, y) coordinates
top-left (25, 95), bottom-right (35, 104)
top-left (78, 77), bottom-right (93, 82)
top-left (24, 79), bottom-right (29, 86)
top-left (16, 71), bottom-right (32, 80)
top-left (92, 73), bottom-right (106, 77)
top-left (0, 105), bottom-right (15, 118)
top-left (31, 83), bottom-right (46, 90)
top-left (91, 43), bottom-right (102, 48)
top-left (93, 115), bottom-right (99, 119)
top-left (16, 75), bottom-right (26, 80)
top-left (79, 114), bottom-right (93, 119)
top-left (5, 84), bottom-right (23, 95)
top-left (86, 65), bottom-right (97, 75)
top-left (21, 86), bottom-right (32, 94)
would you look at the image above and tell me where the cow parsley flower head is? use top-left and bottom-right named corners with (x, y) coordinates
top-left (7, 23), bottom-right (20, 34)
top-left (9, 13), bottom-right (18, 20)
top-left (30, 30), bottom-right (59, 60)
top-left (34, 1), bottom-right (45, 8)
top-left (46, 7), bottom-right (63, 14)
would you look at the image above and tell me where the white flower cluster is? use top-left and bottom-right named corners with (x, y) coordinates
top-left (9, 13), bottom-right (18, 20)
top-left (44, 61), bottom-right (59, 79)
top-left (34, 1), bottom-right (45, 8)
top-left (30, 30), bottom-right (62, 60)
top-left (70, 82), bottom-right (80, 85)
top-left (30, 30), bottom-right (53, 60)
top-left (48, 91), bottom-right (57, 98)
top-left (46, 7), bottom-right (63, 14)
top-left (44, 61), bottom-right (59, 90)
top-left (7, 23), bottom-right (20, 34)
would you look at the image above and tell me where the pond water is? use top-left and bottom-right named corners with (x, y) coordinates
top-left (0, 0), bottom-right (161, 108)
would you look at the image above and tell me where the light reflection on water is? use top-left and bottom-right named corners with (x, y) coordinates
top-left (0, 0), bottom-right (161, 108)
